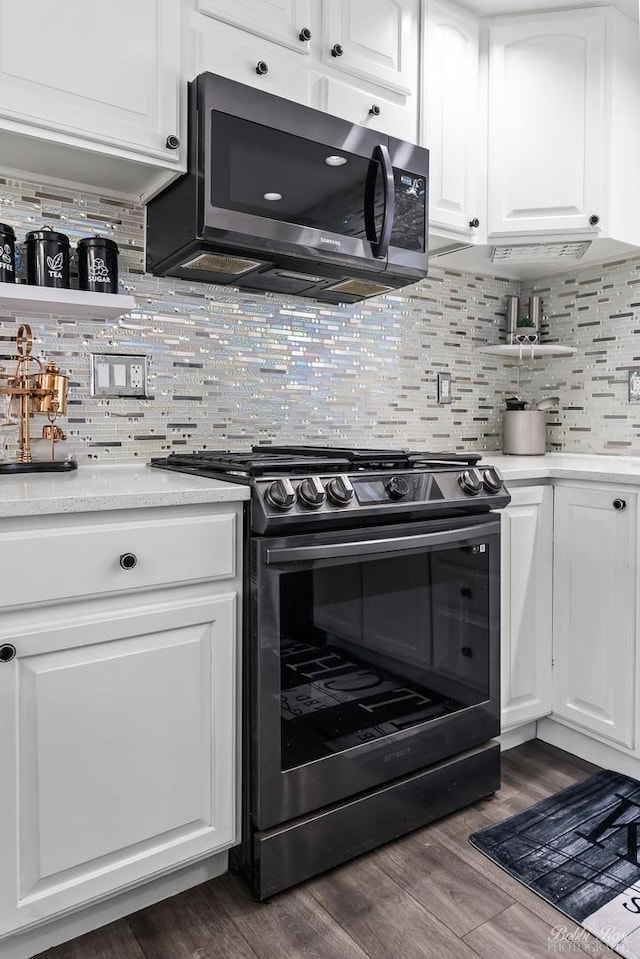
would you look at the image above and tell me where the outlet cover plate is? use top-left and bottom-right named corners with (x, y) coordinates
top-left (90, 354), bottom-right (149, 398)
top-left (630, 369), bottom-right (640, 403)
top-left (437, 372), bottom-right (452, 405)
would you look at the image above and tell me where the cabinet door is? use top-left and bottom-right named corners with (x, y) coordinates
top-left (191, 17), bottom-right (313, 105)
top-left (487, 9), bottom-right (605, 235)
top-left (317, 77), bottom-right (417, 141)
top-left (423, 0), bottom-right (481, 237)
top-left (0, 593), bottom-right (236, 936)
top-left (0, 0), bottom-right (181, 163)
top-left (196, 0), bottom-right (314, 55)
top-left (501, 485), bottom-right (553, 730)
top-left (552, 486), bottom-right (637, 748)
top-left (321, 0), bottom-right (419, 97)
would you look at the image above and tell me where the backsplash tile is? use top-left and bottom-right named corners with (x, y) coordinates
top-left (0, 173), bottom-right (519, 463)
top-left (520, 256), bottom-right (640, 454)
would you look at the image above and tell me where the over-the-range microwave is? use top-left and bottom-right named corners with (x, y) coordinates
top-left (146, 72), bottom-right (429, 303)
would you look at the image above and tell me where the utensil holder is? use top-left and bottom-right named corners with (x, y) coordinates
top-left (502, 410), bottom-right (546, 455)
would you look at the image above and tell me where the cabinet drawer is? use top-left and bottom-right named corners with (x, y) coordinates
top-left (0, 510), bottom-right (236, 608)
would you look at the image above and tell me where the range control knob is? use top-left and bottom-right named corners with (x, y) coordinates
top-left (326, 475), bottom-right (355, 506)
top-left (265, 477), bottom-right (297, 511)
top-left (458, 468), bottom-right (483, 496)
top-left (482, 467), bottom-right (502, 494)
top-left (386, 475), bottom-right (410, 500)
top-left (298, 476), bottom-right (327, 509)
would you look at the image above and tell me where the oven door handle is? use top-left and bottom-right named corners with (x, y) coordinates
top-left (265, 520), bottom-right (500, 565)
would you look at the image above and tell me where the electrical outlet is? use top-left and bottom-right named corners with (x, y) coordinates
top-left (437, 372), bottom-right (452, 405)
top-left (630, 369), bottom-right (640, 403)
top-left (130, 364), bottom-right (144, 390)
top-left (90, 354), bottom-right (148, 397)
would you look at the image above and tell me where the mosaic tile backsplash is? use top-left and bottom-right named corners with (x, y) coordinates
top-left (520, 256), bottom-right (640, 454)
top-left (0, 174), bottom-right (521, 464)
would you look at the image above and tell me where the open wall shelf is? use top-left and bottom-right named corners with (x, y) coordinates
top-left (0, 284), bottom-right (135, 319)
top-left (478, 344), bottom-right (577, 359)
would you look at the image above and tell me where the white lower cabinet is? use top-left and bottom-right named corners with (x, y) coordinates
top-left (0, 504), bottom-right (241, 942)
top-left (552, 484), bottom-right (637, 749)
top-left (500, 485), bottom-right (553, 730)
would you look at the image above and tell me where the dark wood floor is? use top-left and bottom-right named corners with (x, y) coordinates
top-left (39, 742), bottom-right (618, 959)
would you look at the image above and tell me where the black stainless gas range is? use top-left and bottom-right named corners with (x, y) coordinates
top-left (151, 445), bottom-right (510, 899)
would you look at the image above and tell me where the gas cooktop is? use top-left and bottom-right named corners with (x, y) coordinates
top-left (150, 445), bottom-right (508, 534)
top-left (150, 445), bottom-right (483, 477)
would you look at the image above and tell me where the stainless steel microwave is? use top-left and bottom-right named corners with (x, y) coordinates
top-left (146, 73), bottom-right (429, 303)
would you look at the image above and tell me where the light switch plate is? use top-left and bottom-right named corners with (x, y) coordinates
top-left (437, 372), bottom-right (452, 405)
top-left (630, 369), bottom-right (640, 403)
top-left (90, 354), bottom-right (149, 398)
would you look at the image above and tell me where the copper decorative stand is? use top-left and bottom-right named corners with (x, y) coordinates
top-left (0, 324), bottom-right (77, 473)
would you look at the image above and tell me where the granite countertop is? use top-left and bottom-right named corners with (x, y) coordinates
top-left (482, 453), bottom-right (640, 485)
top-left (0, 464), bottom-right (250, 518)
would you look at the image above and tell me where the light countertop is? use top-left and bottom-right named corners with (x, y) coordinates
top-left (1, 453), bottom-right (640, 520)
top-left (482, 453), bottom-right (640, 486)
top-left (0, 464), bottom-right (250, 518)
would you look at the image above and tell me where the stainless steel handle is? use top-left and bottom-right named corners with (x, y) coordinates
top-left (119, 552), bottom-right (138, 570)
top-left (265, 521), bottom-right (499, 565)
top-left (372, 144), bottom-right (395, 259)
top-left (0, 643), bottom-right (16, 663)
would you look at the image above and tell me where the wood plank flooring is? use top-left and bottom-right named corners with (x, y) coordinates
top-left (39, 742), bottom-right (619, 959)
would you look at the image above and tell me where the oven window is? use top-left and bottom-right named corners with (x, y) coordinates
top-left (279, 544), bottom-right (491, 771)
top-left (210, 111), bottom-right (384, 241)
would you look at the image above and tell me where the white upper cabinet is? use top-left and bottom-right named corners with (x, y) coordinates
top-left (423, 0), bottom-right (482, 239)
top-left (0, 0), bottom-right (183, 198)
top-left (321, 0), bottom-right (419, 96)
top-left (188, 0), bottom-right (419, 138)
top-left (190, 15), bottom-right (314, 105)
top-left (196, 0), bottom-right (314, 55)
top-left (487, 7), bottom-right (640, 241)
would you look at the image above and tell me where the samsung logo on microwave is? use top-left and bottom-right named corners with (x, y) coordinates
top-left (320, 237), bottom-right (342, 247)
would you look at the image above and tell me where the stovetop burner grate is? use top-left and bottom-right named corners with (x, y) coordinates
top-left (152, 446), bottom-right (482, 477)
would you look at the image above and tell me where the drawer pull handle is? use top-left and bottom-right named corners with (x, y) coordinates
top-left (119, 552), bottom-right (138, 570)
top-left (0, 644), bottom-right (16, 663)
top-left (613, 499), bottom-right (627, 511)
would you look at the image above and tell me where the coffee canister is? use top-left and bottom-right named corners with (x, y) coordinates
top-left (0, 223), bottom-right (16, 283)
top-left (77, 236), bottom-right (119, 294)
top-left (26, 229), bottom-right (70, 289)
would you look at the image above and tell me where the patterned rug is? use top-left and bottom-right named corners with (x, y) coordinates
top-left (469, 770), bottom-right (640, 958)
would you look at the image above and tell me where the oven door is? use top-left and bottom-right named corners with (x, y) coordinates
top-left (250, 513), bottom-right (500, 830)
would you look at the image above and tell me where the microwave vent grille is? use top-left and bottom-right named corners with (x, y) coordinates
top-left (182, 252), bottom-right (263, 276)
top-left (491, 241), bottom-right (591, 262)
top-left (325, 278), bottom-right (394, 298)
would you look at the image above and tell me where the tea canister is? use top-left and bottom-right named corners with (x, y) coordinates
top-left (0, 223), bottom-right (16, 283)
top-left (26, 229), bottom-right (70, 289)
top-left (77, 236), bottom-right (119, 294)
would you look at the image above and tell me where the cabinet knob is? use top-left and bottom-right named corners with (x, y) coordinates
top-left (589, 214), bottom-right (600, 226)
top-left (165, 134), bottom-right (180, 150)
top-left (369, 104), bottom-right (381, 116)
top-left (0, 643), bottom-right (16, 663)
top-left (469, 217), bottom-right (480, 228)
top-left (331, 43), bottom-right (344, 57)
top-left (119, 552), bottom-right (138, 570)
top-left (613, 498), bottom-right (627, 511)
top-left (255, 60), bottom-right (269, 75)
top-left (299, 27), bottom-right (312, 41)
